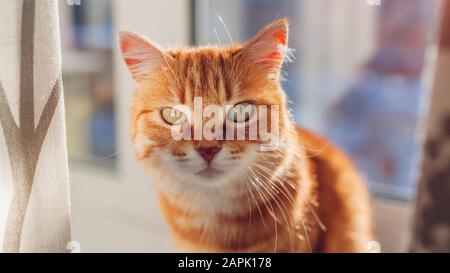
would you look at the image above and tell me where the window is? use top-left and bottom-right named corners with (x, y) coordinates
top-left (60, 0), bottom-right (116, 169)
top-left (195, 0), bottom-right (441, 200)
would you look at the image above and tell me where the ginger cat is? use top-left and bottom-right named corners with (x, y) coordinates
top-left (119, 19), bottom-right (373, 252)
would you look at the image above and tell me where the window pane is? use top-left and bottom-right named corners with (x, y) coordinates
top-left (199, 0), bottom-right (441, 199)
top-left (60, 0), bottom-right (116, 169)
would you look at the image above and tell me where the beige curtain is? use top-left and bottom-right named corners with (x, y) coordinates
top-left (0, 0), bottom-right (71, 252)
top-left (411, 0), bottom-right (450, 252)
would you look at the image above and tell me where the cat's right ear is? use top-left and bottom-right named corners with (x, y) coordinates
top-left (235, 19), bottom-right (292, 77)
top-left (118, 31), bottom-right (166, 81)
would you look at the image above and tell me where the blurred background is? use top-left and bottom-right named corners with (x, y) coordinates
top-left (61, 0), bottom-right (442, 252)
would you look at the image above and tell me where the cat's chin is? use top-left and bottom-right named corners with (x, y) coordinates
top-left (195, 166), bottom-right (224, 180)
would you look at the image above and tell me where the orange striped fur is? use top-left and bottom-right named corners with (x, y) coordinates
top-left (119, 19), bottom-right (373, 252)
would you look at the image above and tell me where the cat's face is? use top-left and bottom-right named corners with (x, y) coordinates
top-left (120, 19), bottom-right (292, 189)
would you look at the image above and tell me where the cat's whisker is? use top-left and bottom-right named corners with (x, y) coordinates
top-left (160, 52), bottom-right (177, 83)
top-left (252, 163), bottom-right (297, 207)
top-left (247, 164), bottom-right (301, 252)
top-left (241, 169), bottom-right (267, 230)
top-left (259, 145), bottom-right (326, 160)
top-left (243, 172), bottom-right (278, 251)
top-left (212, 27), bottom-right (223, 47)
top-left (251, 169), bottom-right (296, 252)
top-left (246, 171), bottom-right (279, 253)
top-left (253, 159), bottom-right (298, 191)
top-left (306, 203), bottom-right (327, 232)
top-left (94, 141), bottom-right (135, 160)
top-left (217, 14), bottom-right (234, 45)
top-left (252, 158), bottom-right (319, 252)
top-left (297, 211), bottom-right (312, 253)
top-left (241, 181), bottom-right (253, 231)
top-left (255, 161), bottom-right (314, 252)
top-left (310, 200), bottom-right (320, 208)
top-left (249, 164), bottom-right (298, 251)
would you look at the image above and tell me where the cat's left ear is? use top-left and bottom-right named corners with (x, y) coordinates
top-left (237, 18), bottom-right (293, 75)
top-left (118, 31), bottom-right (167, 81)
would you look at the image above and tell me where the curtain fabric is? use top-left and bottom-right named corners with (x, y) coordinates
top-left (0, 0), bottom-right (71, 252)
top-left (411, 0), bottom-right (450, 252)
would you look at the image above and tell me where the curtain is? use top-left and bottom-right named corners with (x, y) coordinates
top-left (0, 0), bottom-right (71, 253)
top-left (411, 0), bottom-right (450, 252)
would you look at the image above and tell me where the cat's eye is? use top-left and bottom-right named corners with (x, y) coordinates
top-left (161, 108), bottom-right (186, 125)
top-left (227, 102), bottom-right (256, 123)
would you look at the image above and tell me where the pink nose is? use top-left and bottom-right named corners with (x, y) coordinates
top-left (196, 146), bottom-right (221, 163)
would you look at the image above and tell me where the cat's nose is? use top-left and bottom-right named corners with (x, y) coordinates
top-left (196, 146), bottom-right (222, 163)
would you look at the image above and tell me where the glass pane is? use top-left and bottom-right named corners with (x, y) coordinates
top-left (199, 0), bottom-right (441, 199)
top-left (60, 0), bottom-right (116, 169)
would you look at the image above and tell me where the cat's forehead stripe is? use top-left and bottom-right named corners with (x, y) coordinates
top-left (173, 50), bottom-right (235, 105)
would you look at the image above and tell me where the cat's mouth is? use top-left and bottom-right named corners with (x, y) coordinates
top-left (195, 166), bottom-right (224, 179)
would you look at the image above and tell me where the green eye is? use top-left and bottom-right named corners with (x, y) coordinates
top-left (161, 108), bottom-right (186, 125)
top-left (227, 102), bottom-right (256, 123)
